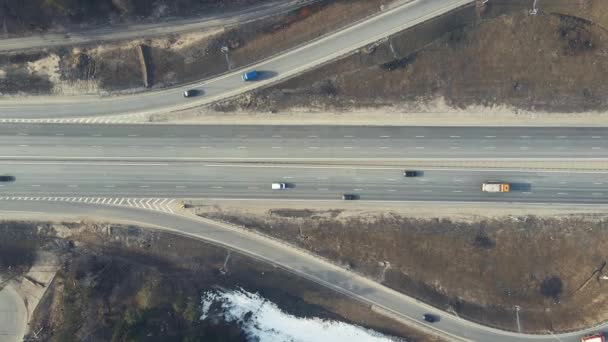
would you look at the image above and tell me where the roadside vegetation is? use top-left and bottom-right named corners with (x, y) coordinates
top-left (214, 0), bottom-right (608, 114)
top-left (196, 204), bottom-right (608, 333)
top-left (0, 220), bottom-right (427, 341)
top-left (0, 0), bottom-right (388, 95)
top-left (1, 0), bottom-right (269, 35)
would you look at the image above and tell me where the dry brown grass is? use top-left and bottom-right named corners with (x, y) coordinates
top-left (224, 1), bottom-right (608, 113)
top-left (231, 0), bottom-right (388, 65)
top-left (11, 220), bottom-right (423, 341)
top-left (198, 206), bottom-right (608, 333)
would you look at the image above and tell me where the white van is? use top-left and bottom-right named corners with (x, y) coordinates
top-left (271, 183), bottom-right (287, 190)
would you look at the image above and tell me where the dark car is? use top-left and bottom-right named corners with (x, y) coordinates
top-left (403, 170), bottom-right (419, 177)
top-left (423, 314), bottom-right (439, 323)
top-left (342, 194), bottom-right (359, 200)
top-left (183, 89), bottom-right (201, 98)
top-left (0, 175), bottom-right (15, 182)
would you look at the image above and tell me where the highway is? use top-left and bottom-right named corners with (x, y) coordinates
top-left (0, 200), bottom-right (604, 342)
top-left (1, 162), bottom-right (608, 204)
top-left (0, 0), bottom-right (319, 52)
top-left (0, 124), bottom-right (606, 161)
top-left (0, 0), bottom-right (473, 119)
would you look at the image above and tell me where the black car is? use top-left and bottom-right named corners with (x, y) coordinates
top-left (0, 175), bottom-right (15, 182)
top-left (342, 194), bottom-right (359, 200)
top-left (423, 314), bottom-right (439, 323)
top-left (183, 89), bottom-right (201, 98)
top-left (403, 170), bottom-right (419, 177)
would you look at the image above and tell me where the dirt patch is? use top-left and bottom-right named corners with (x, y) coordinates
top-left (0, 220), bottom-right (428, 341)
top-left (196, 204), bottom-right (608, 333)
top-left (214, 1), bottom-right (608, 115)
top-left (98, 0), bottom-right (388, 92)
top-left (0, 221), bottom-right (41, 277)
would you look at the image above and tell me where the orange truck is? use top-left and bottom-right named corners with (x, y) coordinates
top-left (582, 333), bottom-right (606, 342)
top-left (482, 182), bottom-right (510, 193)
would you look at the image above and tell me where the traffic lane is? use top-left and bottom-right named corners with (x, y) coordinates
top-left (2, 164), bottom-right (608, 203)
top-left (0, 138), bottom-right (606, 160)
top-left (1, 123), bottom-right (607, 139)
top-left (0, 0), bottom-right (473, 118)
top-left (0, 200), bottom-right (598, 342)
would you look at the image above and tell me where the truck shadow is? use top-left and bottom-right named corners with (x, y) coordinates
top-left (509, 183), bottom-right (532, 192)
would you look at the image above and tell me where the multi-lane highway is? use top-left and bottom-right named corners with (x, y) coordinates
top-left (0, 0), bottom-right (473, 119)
top-left (0, 125), bottom-right (607, 204)
top-left (0, 124), bottom-right (606, 161)
top-left (2, 162), bottom-right (608, 204)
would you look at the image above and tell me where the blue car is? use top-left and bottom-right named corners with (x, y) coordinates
top-left (242, 70), bottom-right (259, 81)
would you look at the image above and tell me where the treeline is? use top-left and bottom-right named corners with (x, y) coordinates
top-left (1, 0), bottom-right (261, 28)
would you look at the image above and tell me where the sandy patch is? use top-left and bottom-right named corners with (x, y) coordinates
top-left (26, 54), bottom-right (60, 83)
top-left (147, 28), bottom-right (224, 50)
top-left (165, 102), bottom-right (608, 127)
top-left (185, 199), bottom-right (608, 223)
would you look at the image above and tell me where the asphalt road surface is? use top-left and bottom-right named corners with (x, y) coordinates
top-left (1, 162), bottom-right (607, 204)
top-left (0, 282), bottom-right (26, 342)
top-left (0, 200), bottom-right (603, 342)
top-left (0, 124), bottom-right (606, 161)
top-left (0, 0), bottom-right (473, 119)
top-left (0, 0), bottom-right (318, 52)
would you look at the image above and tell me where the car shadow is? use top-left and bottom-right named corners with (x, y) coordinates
top-left (185, 89), bottom-right (204, 97)
top-left (256, 70), bottom-right (279, 80)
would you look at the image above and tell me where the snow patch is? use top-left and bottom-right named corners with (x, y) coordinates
top-left (200, 288), bottom-right (403, 342)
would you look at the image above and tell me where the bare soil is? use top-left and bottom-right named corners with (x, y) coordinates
top-left (0, 0), bottom-right (388, 95)
top-left (0, 219), bottom-right (430, 342)
top-left (195, 204), bottom-right (608, 333)
top-left (214, 0), bottom-right (608, 115)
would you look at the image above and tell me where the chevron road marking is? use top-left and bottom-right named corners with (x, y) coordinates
top-left (0, 196), bottom-right (176, 214)
top-left (0, 113), bottom-right (149, 125)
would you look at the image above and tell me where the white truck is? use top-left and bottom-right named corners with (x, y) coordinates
top-left (482, 182), bottom-right (510, 193)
